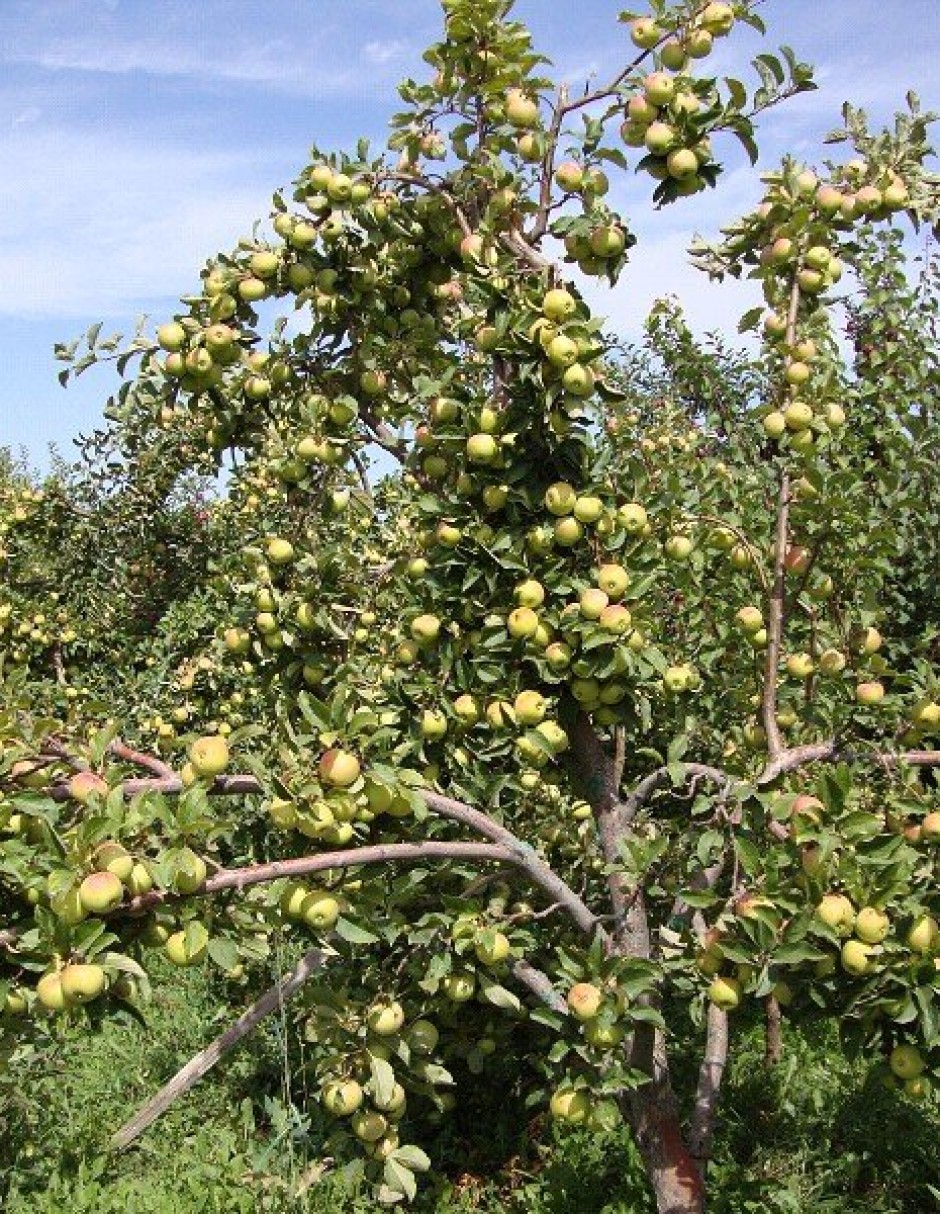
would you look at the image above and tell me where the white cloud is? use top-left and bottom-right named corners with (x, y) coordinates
top-left (0, 127), bottom-right (289, 317)
top-left (363, 39), bottom-right (410, 65)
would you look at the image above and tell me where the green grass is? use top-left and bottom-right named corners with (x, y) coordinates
top-left (2, 967), bottom-right (938, 1213)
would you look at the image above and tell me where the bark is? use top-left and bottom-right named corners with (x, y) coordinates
top-left (568, 709), bottom-right (707, 1214)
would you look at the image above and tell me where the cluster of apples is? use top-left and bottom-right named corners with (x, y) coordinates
top-left (619, 5), bottom-right (738, 194)
top-left (316, 1002), bottom-right (454, 1164)
top-left (549, 981), bottom-right (626, 1128)
top-left (262, 749), bottom-right (425, 848)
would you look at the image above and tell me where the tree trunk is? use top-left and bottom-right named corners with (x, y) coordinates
top-left (629, 1081), bottom-right (706, 1214)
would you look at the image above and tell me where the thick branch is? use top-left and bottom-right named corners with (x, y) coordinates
top-left (110, 945), bottom-right (327, 1151)
top-left (687, 1003), bottom-right (730, 1169)
top-left (123, 840), bottom-right (515, 916)
top-left (510, 958), bottom-right (568, 1014)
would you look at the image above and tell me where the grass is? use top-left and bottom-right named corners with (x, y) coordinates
top-left (2, 965), bottom-right (938, 1212)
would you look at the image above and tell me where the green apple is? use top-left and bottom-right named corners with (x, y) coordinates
top-left (475, 931), bottom-right (511, 966)
top-left (707, 975), bottom-right (741, 1010)
top-left (323, 1078), bottom-right (364, 1116)
top-left (550, 1088), bottom-right (590, 1123)
top-left (79, 871), bottom-right (124, 914)
top-left (406, 1019), bottom-right (439, 1054)
top-left (410, 614), bottom-right (441, 644)
top-left (301, 890), bottom-right (341, 930)
top-left (60, 963), bottom-right (106, 1004)
top-left (514, 690), bottom-right (547, 725)
top-left (889, 1044), bottom-right (925, 1080)
top-left (855, 907), bottom-right (889, 944)
top-left (816, 893), bottom-right (855, 936)
top-left (189, 734), bottom-right (230, 778)
top-left (319, 749), bottom-right (361, 787)
top-left (841, 939), bottom-right (874, 976)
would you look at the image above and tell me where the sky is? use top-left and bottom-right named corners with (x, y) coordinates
top-left (1, 0), bottom-right (937, 470)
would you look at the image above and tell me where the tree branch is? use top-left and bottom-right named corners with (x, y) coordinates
top-left (110, 945), bottom-right (327, 1151)
top-left (687, 1002), bottom-right (729, 1169)
top-left (761, 471), bottom-right (790, 760)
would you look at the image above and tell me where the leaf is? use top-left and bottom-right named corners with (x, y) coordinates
top-left (383, 1160), bottom-right (417, 1203)
top-left (392, 1144), bottom-right (431, 1173)
top-left (334, 917), bottom-right (380, 945)
top-left (369, 1054), bottom-right (397, 1107)
top-left (208, 937), bottom-right (240, 972)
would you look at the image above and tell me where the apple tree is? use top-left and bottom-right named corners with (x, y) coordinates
top-left (3, 2), bottom-right (940, 1211)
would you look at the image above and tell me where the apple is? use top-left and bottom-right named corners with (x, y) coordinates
top-left (554, 160), bottom-right (584, 193)
top-left (573, 495), bottom-right (604, 524)
top-left (791, 795), bottom-right (823, 824)
top-left (406, 1019), bottom-right (439, 1054)
top-left (589, 225), bottom-right (626, 257)
top-left (618, 502), bottom-right (648, 533)
top-left (421, 710), bottom-right (448, 740)
top-left (855, 907), bottom-right (890, 944)
top-left (784, 401), bottom-right (813, 431)
top-left (580, 588), bottom-right (610, 620)
top-left (567, 982), bottom-right (603, 1020)
top-left (36, 972), bottom-right (69, 1011)
top-left (323, 1079), bottom-right (364, 1116)
top-left (784, 546), bottom-right (810, 576)
top-left (667, 149), bottom-right (699, 180)
top-left (68, 771), bottom-right (108, 804)
top-left (367, 1000), bottom-right (405, 1036)
top-left (599, 605), bottom-right (632, 634)
top-left (466, 433), bottom-right (498, 464)
top-left (644, 72), bottom-right (674, 106)
top-left (818, 648), bottom-right (846, 676)
top-left (644, 121), bottom-right (676, 155)
top-left (319, 749), bottom-right (361, 787)
top-left (189, 734), bottom-right (230, 778)
top-left (442, 973), bottom-right (476, 1002)
top-left (856, 681), bottom-right (885, 706)
top-left (410, 614), bottom-right (441, 644)
top-left (542, 289), bottom-right (577, 321)
top-left (173, 848), bottom-right (207, 894)
top-left (663, 665), bottom-right (693, 694)
top-left (816, 893), bottom-right (856, 936)
top-left (79, 871), bottom-right (124, 914)
top-left (584, 1020), bottom-right (625, 1049)
top-left (786, 653), bottom-right (814, 679)
top-left (630, 17), bottom-right (661, 49)
top-left (475, 931), bottom-right (511, 966)
top-left (550, 1088), bottom-right (590, 1123)
top-left (157, 322), bottom-right (187, 352)
top-left (352, 1109), bottom-right (388, 1143)
top-left (453, 694), bottom-right (480, 725)
top-left (707, 976), bottom-right (742, 1010)
top-left (660, 39), bottom-right (688, 70)
top-left (165, 929), bottom-right (208, 967)
top-left (841, 939), bottom-right (874, 976)
top-left (907, 916), bottom-right (939, 953)
top-left (562, 364), bottom-right (594, 397)
top-left (60, 963), bottom-right (106, 1004)
top-left (700, 3), bottom-right (735, 35)
top-left (301, 890), bottom-right (341, 930)
top-left (266, 537), bottom-right (294, 565)
top-left (627, 94), bottom-right (658, 126)
top-left (889, 1044), bottom-right (925, 1080)
top-left (515, 690), bottom-right (547, 725)
top-left (96, 841), bottom-right (134, 882)
top-left (859, 626), bottom-right (883, 655)
top-left (597, 564), bottom-right (629, 599)
top-left (664, 534), bottom-right (694, 561)
top-left (373, 1082), bottom-right (407, 1116)
top-left (922, 812), bottom-right (940, 841)
top-left (736, 606), bottom-right (764, 633)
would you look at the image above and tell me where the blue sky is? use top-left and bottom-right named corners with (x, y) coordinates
top-left (1, 0), bottom-right (937, 469)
